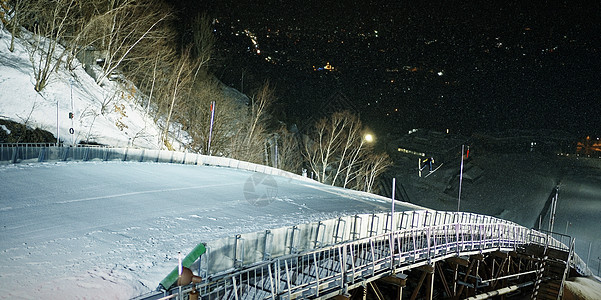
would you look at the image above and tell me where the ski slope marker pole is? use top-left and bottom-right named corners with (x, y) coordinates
top-left (458, 145), bottom-right (465, 212)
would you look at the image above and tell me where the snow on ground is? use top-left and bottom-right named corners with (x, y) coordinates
top-left (2, 23), bottom-right (600, 299)
top-left (393, 151), bottom-right (601, 277)
top-left (0, 161), bottom-right (422, 299)
top-left (0, 27), bottom-right (162, 148)
top-left (564, 276), bottom-right (601, 300)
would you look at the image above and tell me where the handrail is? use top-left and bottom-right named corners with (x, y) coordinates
top-left (144, 210), bottom-right (591, 300)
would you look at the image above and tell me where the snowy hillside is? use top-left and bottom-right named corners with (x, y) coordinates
top-left (0, 27), bottom-right (163, 148)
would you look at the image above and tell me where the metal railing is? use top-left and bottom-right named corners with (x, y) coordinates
top-left (143, 211), bottom-right (590, 300)
top-left (198, 210), bottom-right (520, 277)
top-left (193, 222), bottom-right (526, 299)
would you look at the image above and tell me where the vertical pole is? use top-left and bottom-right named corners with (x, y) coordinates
top-left (397, 285), bottom-right (403, 300)
top-left (207, 101), bottom-right (216, 155)
top-left (549, 186), bottom-right (558, 233)
top-left (392, 177), bottom-right (396, 228)
top-left (418, 158), bottom-right (422, 177)
top-left (453, 264), bottom-right (458, 296)
top-left (426, 262), bottom-right (435, 300)
top-left (70, 79), bottom-right (74, 146)
top-left (586, 241), bottom-right (591, 267)
top-left (178, 251), bottom-right (182, 276)
top-left (391, 178), bottom-right (396, 264)
top-left (56, 99), bottom-right (59, 145)
top-left (363, 284), bottom-right (367, 300)
top-left (178, 251), bottom-right (182, 299)
top-left (458, 145), bottom-right (465, 212)
top-left (274, 135), bottom-right (278, 169)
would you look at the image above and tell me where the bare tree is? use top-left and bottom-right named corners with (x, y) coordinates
top-left (190, 13), bottom-right (214, 72)
top-left (355, 152), bottom-right (392, 193)
top-left (174, 77), bottom-right (243, 155)
top-left (2, 0), bottom-right (24, 52)
top-left (330, 111), bottom-right (365, 186)
top-left (303, 110), bottom-right (392, 192)
top-left (303, 112), bottom-right (346, 184)
top-left (247, 82), bottom-right (273, 146)
top-left (276, 126), bottom-right (303, 173)
top-left (227, 81), bottom-right (275, 163)
top-left (161, 48), bottom-right (196, 149)
top-left (83, 0), bottom-right (171, 84)
top-left (23, 0), bottom-right (76, 91)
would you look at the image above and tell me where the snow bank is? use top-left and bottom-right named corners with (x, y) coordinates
top-left (563, 276), bottom-right (601, 300)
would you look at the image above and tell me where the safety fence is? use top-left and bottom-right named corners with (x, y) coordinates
top-left (140, 210), bottom-right (590, 300)
top-left (199, 210), bottom-right (518, 276)
top-left (0, 143), bottom-right (311, 182)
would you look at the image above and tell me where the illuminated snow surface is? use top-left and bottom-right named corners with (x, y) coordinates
top-left (0, 161), bottom-right (422, 299)
top-left (2, 25), bottom-right (601, 299)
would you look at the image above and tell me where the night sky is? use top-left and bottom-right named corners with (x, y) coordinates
top-left (170, 1), bottom-right (600, 137)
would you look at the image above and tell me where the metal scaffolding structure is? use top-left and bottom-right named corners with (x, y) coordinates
top-left (143, 211), bottom-right (589, 300)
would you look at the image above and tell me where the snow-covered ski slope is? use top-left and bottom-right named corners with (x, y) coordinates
top-left (0, 160), bottom-right (424, 299)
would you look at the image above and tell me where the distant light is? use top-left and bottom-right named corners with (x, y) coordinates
top-left (437, 71), bottom-right (444, 76)
top-left (364, 134), bottom-right (374, 143)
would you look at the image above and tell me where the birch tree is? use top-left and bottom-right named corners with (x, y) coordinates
top-left (3, 0), bottom-right (23, 52)
top-left (303, 110), bottom-right (392, 192)
top-left (276, 126), bottom-right (303, 173)
top-left (330, 111), bottom-right (364, 186)
top-left (161, 48), bottom-right (196, 149)
top-left (23, 0), bottom-right (76, 91)
top-left (229, 81), bottom-right (275, 163)
top-left (303, 112), bottom-right (347, 184)
top-left (88, 0), bottom-right (171, 84)
top-left (356, 152), bottom-right (392, 193)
